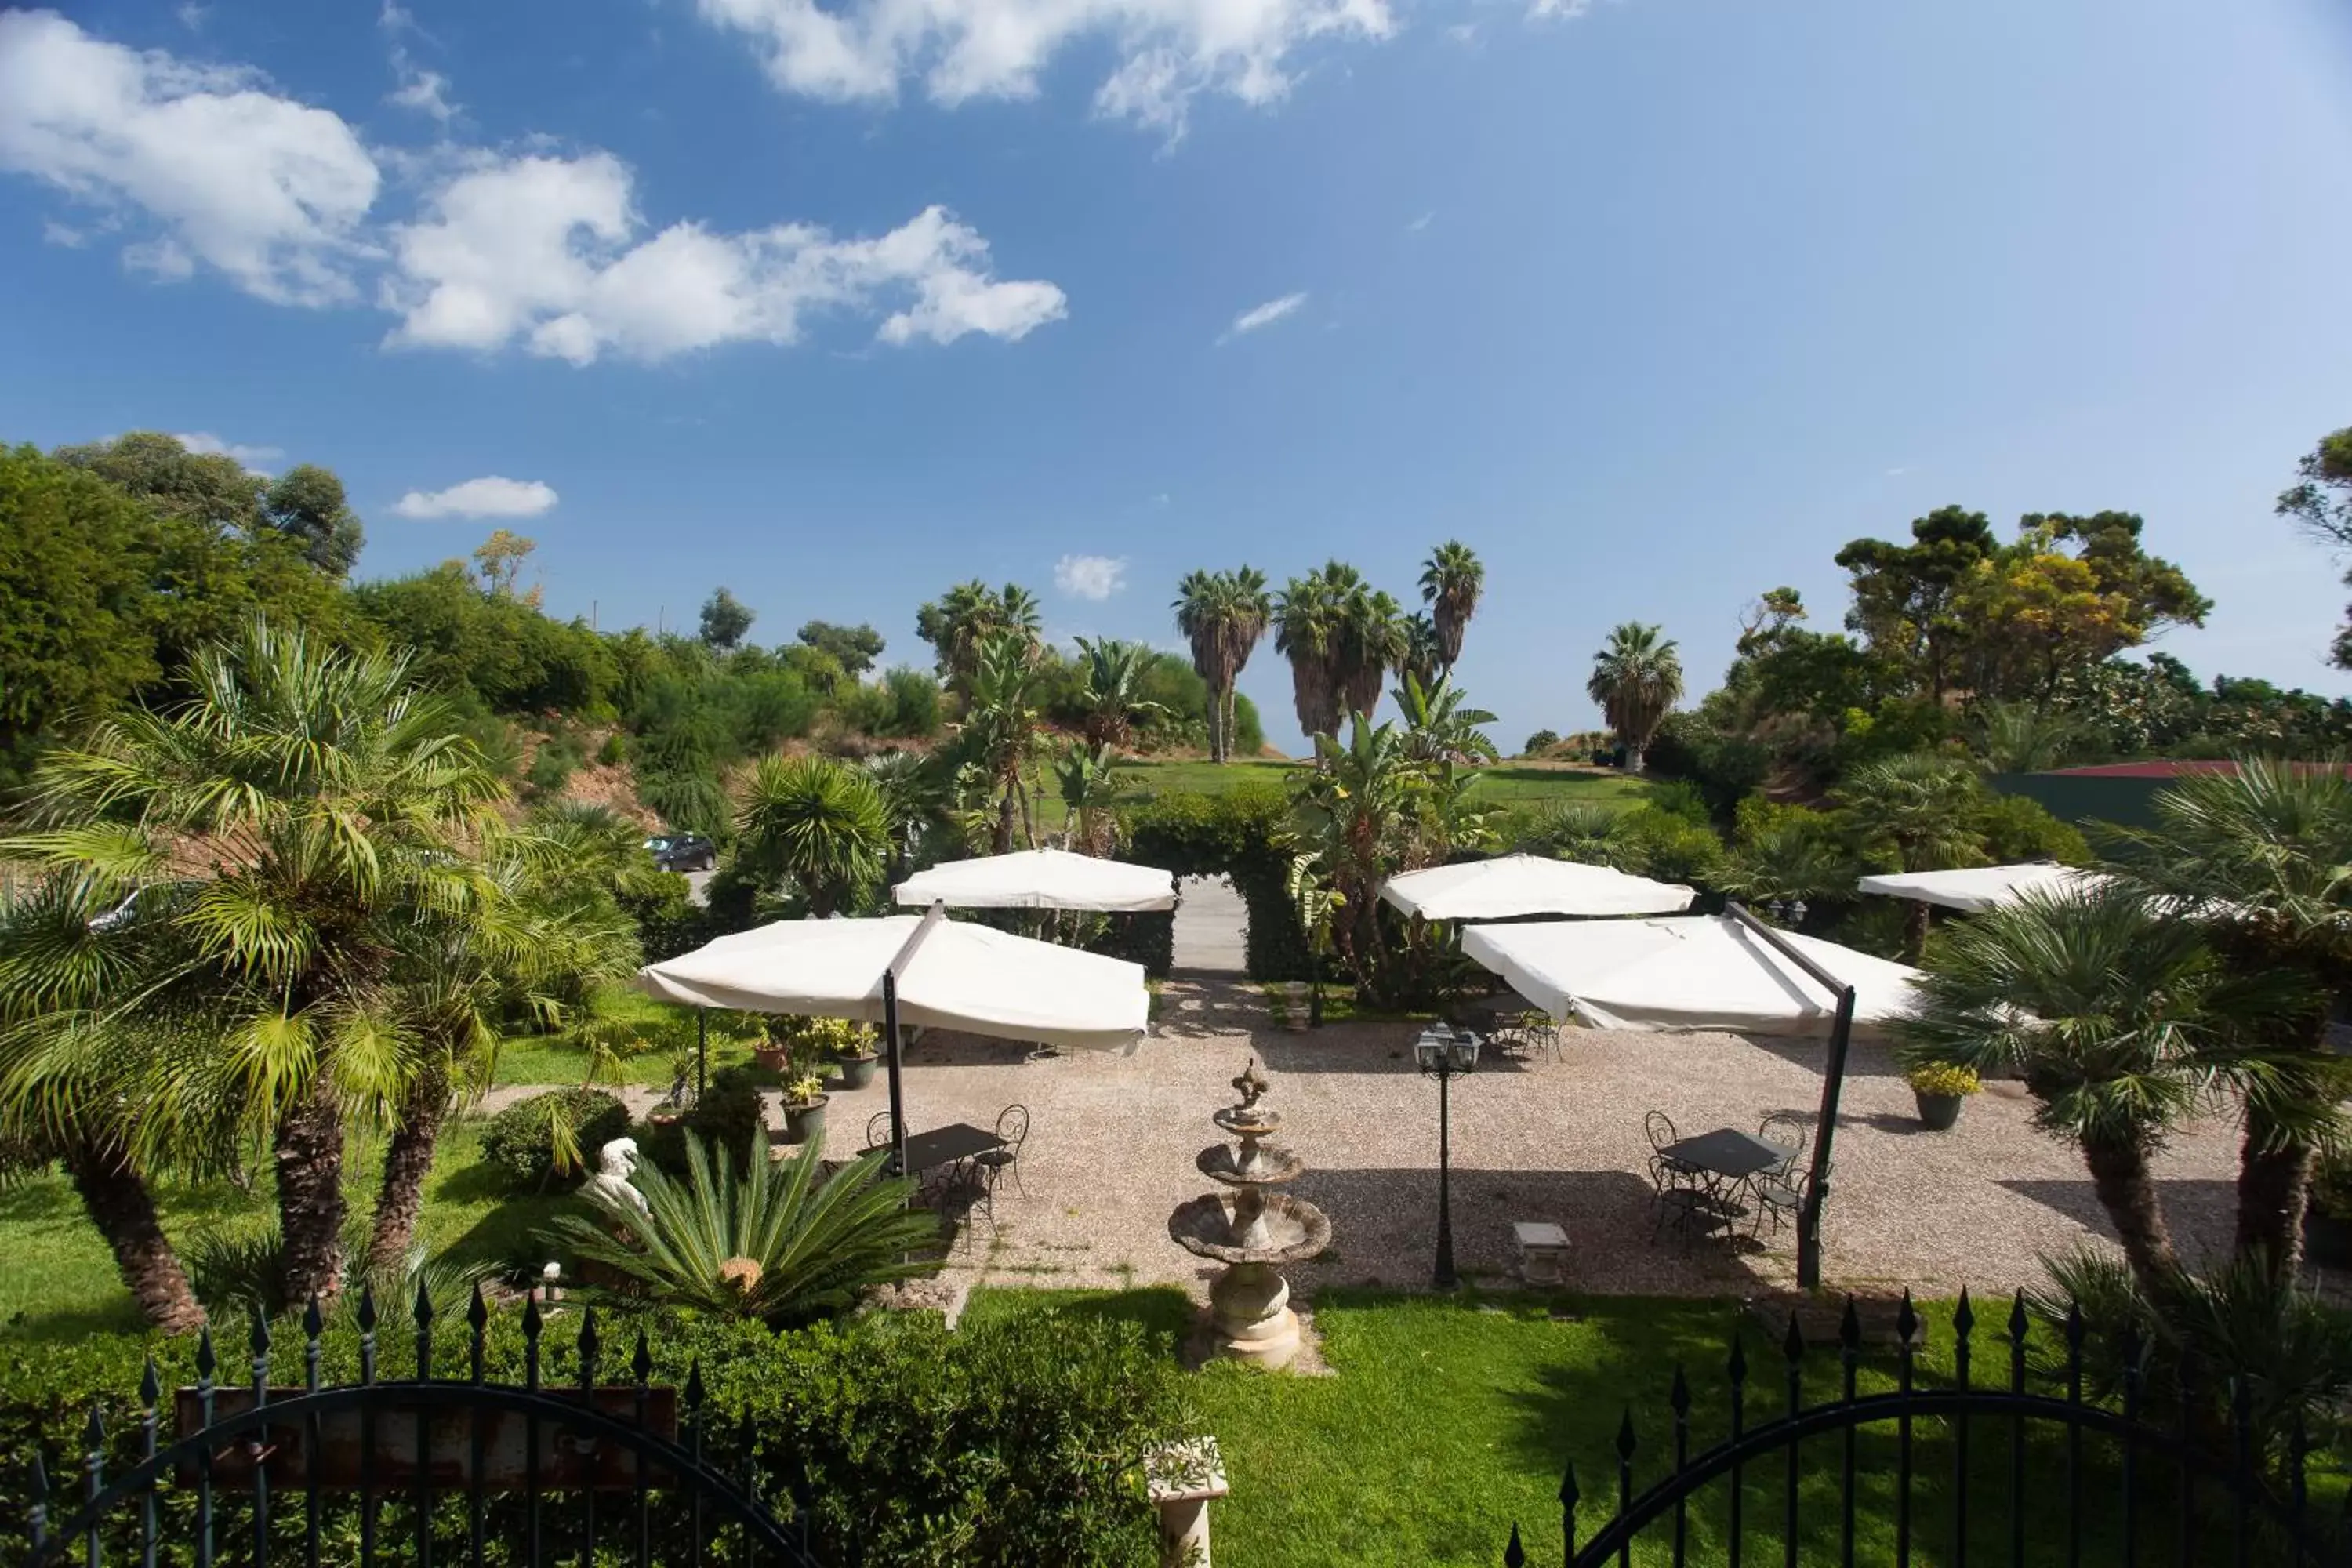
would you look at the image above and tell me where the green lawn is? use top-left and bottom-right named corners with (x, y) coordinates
top-left (964, 1287), bottom-right (2330, 1568)
top-left (1110, 758), bottom-right (1651, 814)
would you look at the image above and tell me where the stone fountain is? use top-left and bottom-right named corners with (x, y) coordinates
top-left (1167, 1057), bottom-right (1331, 1370)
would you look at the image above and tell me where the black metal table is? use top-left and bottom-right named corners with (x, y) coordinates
top-left (1661, 1128), bottom-right (1796, 1183)
top-left (895, 1122), bottom-right (1004, 1185)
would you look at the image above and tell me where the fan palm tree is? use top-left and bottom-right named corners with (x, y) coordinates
top-left (1276, 564), bottom-right (1349, 743)
top-left (859, 750), bottom-right (951, 870)
top-left (1071, 637), bottom-right (1171, 749)
top-left (550, 1132), bottom-right (938, 1325)
top-left (2111, 758), bottom-right (2352, 1275)
top-left (735, 753), bottom-right (891, 916)
top-left (1418, 541), bottom-right (1485, 673)
top-left (1, 619), bottom-right (505, 1311)
top-left (1173, 568), bottom-right (1271, 763)
top-left (1834, 753), bottom-right (1989, 959)
top-left (1335, 586), bottom-right (1408, 723)
top-left (915, 581), bottom-right (1041, 690)
top-left (1585, 622), bottom-right (1685, 774)
top-left (1399, 612), bottom-right (1443, 692)
top-left (1895, 885), bottom-right (2314, 1291)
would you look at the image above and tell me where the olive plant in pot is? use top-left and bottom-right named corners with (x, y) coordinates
top-left (1906, 1061), bottom-right (1981, 1131)
top-left (818, 1017), bottom-right (882, 1091)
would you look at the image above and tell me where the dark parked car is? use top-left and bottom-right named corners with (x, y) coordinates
top-left (646, 832), bottom-right (716, 872)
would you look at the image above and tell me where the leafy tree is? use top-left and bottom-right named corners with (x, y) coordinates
top-left (0, 620), bottom-right (506, 1310)
top-left (2278, 425), bottom-right (2352, 666)
top-left (1737, 586), bottom-right (1807, 655)
top-left (1833, 753), bottom-right (1988, 958)
top-left (1173, 567), bottom-right (1270, 763)
top-left (1835, 506), bottom-right (1998, 703)
top-left (1586, 622), bottom-right (1685, 771)
top-left (735, 753), bottom-right (891, 916)
top-left (263, 465), bottom-right (365, 578)
top-left (1417, 540), bottom-right (1484, 673)
top-left (471, 529), bottom-right (536, 597)
top-left (1952, 513), bottom-right (2209, 701)
top-left (1896, 885), bottom-right (2311, 1291)
top-left (52, 430), bottom-right (265, 533)
top-left (1521, 729), bottom-right (1560, 757)
top-left (551, 1134), bottom-right (936, 1325)
top-left (699, 587), bottom-right (757, 651)
top-left (347, 562), bottom-right (616, 715)
top-left (797, 619), bottom-right (884, 678)
top-left (1722, 797), bottom-right (1855, 905)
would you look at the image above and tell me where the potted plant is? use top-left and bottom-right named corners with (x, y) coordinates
top-left (2304, 1148), bottom-right (2352, 1269)
top-left (751, 1014), bottom-right (789, 1073)
top-left (1906, 1062), bottom-right (1980, 1131)
top-left (781, 1071), bottom-right (829, 1145)
top-left (821, 1017), bottom-right (882, 1092)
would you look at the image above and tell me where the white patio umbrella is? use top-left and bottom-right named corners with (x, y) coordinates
top-left (633, 907), bottom-right (1149, 1175)
top-left (1379, 853), bottom-right (1694, 921)
top-left (1855, 862), bottom-right (2111, 913)
top-left (892, 847), bottom-right (1178, 912)
top-left (1460, 915), bottom-right (1922, 1037)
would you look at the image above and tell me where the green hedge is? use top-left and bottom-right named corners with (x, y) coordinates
top-left (0, 1305), bottom-right (1193, 1566)
top-left (1124, 783), bottom-right (1311, 982)
top-left (1076, 910), bottom-right (1174, 978)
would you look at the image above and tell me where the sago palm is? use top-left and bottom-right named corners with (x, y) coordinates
top-left (2111, 757), bottom-right (2352, 1274)
top-left (1585, 622), bottom-right (1685, 774)
top-left (1895, 884), bottom-right (2314, 1291)
top-left (735, 753), bottom-right (891, 916)
top-left (550, 1132), bottom-right (938, 1325)
top-left (1418, 540), bottom-right (1484, 673)
top-left (2, 619), bottom-right (505, 1310)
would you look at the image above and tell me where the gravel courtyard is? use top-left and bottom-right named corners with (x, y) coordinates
top-left (801, 975), bottom-right (2247, 1303)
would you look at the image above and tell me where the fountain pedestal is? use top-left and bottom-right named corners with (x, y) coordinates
top-left (1168, 1058), bottom-right (1331, 1371)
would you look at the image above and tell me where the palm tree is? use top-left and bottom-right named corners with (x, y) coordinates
top-left (2112, 758), bottom-right (2352, 1275)
top-left (1052, 740), bottom-right (1121, 854)
top-left (1276, 564), bottom-right (1348, 743)
top-left (1071, 637), bottom-right (1171, 749)
top-left (915, 581), bottom-right (1042, 690)
top-left (859, 750), bottom-right (951, 871)
top-left (1895, 885), bottom-right (2313, 1291)
top-left (1173, 568), bottom-right (1271, 763)
top-left (1418, 541), bottom-right (1485, 673)
top-left (1399, 612), bottom-right (1443, 692)
top-left (1585, 622), bottom-right (1685, 774)
top-left (1335, 586), bottom-right (1408, 723)
top-left (1289, 715), bottom-right (1429, 975)
top-left (956, 631), bottom-right (1047, 852)
top-left (735, 753), bottom-right (891, 916)
top-left (1, 619), bottom-right (505, 1311)
top-left (1834, 753), bottom-right (1989, 959)
top-left (1392, 672), bottom-right (1499, 764)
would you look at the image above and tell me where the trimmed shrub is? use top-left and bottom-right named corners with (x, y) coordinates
top-left (479, 1087), bottom-right (630, 1191)
top-left (1125, 782), bottom-right (1307, 981)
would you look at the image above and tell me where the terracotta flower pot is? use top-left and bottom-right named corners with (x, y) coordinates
top-left (751, 1044), bottom-right (787, 1073)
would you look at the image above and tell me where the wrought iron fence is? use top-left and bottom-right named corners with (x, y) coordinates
top-left (19, 1284), bottom-right (818, 1568)
top-left (1507, 1289), bottom-right (2345, 1567)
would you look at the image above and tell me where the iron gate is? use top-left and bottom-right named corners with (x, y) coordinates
top-left (1508, 1289), bottom-right (2345, 1567)
top-left (18, 1285), bottom-right (818, 1568)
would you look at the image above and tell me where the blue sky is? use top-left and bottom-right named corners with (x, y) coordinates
top-left (4, 0), bottom-right (2350, 752)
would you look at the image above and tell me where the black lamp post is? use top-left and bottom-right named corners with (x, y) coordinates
top-left (1414, 1025), bottom-right (1480, 1290)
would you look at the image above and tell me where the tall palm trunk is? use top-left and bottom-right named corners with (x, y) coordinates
top-left (2082, 1135), bottom-right (2179, 1291)
top-left (367, 1072), bottom-right (448, 1281)
top-left (1901, 899), bottom-right (1931, 963)
top-left (275, 1076), bottom-right (348, 1306)
top-left (2234, 1121), bottom-right (2314, 1278)
top-left (63, 1135), bottom-right (205, 1334)
top-left (993, 783), bottom-right (1018, 854)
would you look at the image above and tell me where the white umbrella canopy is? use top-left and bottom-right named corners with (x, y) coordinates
top-left (1380, 853), bottom-right (1694, 921)
top-left (633, 914), bottom-right (1149, 1053)
top-left (892, 848), bottom-right (1178, 913)
top-left (1461, 915), bottom-right (1923, 1038)
top-left (1855, 863), bottom-right (2111, 913)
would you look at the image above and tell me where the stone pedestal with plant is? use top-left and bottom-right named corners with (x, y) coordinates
top-left (1905, 1062), bottom-right (1980, 1131)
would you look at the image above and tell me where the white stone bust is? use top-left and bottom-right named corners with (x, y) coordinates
top-left (585, 1136), bottom-right (651, 1219)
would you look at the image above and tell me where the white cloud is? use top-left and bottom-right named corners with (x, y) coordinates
top-left (1526, 0), bottom-right (1592, 17)
top-left (1218, 290), bottom-right (1306, 343)
top-left (1406, 210), bottom-right (1434, 232)
top-left (383, 155), bottom-right (1065, 362)
top-left (41, 219), bottom-right (85, 247)
top-left (172, 431), bottom-right (284, 471)
top-left (1444, 21), bottom-right (1478, 42)
top-left (1054, 554), bottom-right (1127, 601)
top-left (175, 2), bottom-right (208, 31)
top-left (0, 16), bottom-right (1065, 364)
top-left (391, 476), bottom-right (559, 520)
top-left (695, 0), bottom-right (1392, 135)
top-left (0, 12), bottom-right (380, 306)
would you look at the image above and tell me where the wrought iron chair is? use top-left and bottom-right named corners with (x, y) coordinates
top-left (1757, 1111), bottom-right (1809, 1178)
top-left (1751, 1158), bottom-right (1824, 1240)
top-left (1513, 1009), bottom-right (1563, 1063)
top-left (972, 1104), bottom-right (1030, 1198)
top-left (1644, 1110), bottom-right (1700, 1193)
top-left (865, 1110), bottom-right (896, 1152)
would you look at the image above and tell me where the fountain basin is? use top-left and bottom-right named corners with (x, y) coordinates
top-left (1213, 1105), bottom-right (1282, 1139)
top-left (1196, 1142), bottom-right (1305, 1187)
top-left (1168, 1192), bottom-right (1332, 1267)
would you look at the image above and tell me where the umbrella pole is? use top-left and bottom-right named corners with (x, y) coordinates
top-left (696, 1009), bottom-right (707, 1103)
top-left (884, 967), bottom-right (909, 1181)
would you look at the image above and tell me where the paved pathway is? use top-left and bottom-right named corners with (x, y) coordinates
top-left (1171, 875), bottom-right (1247, 974)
